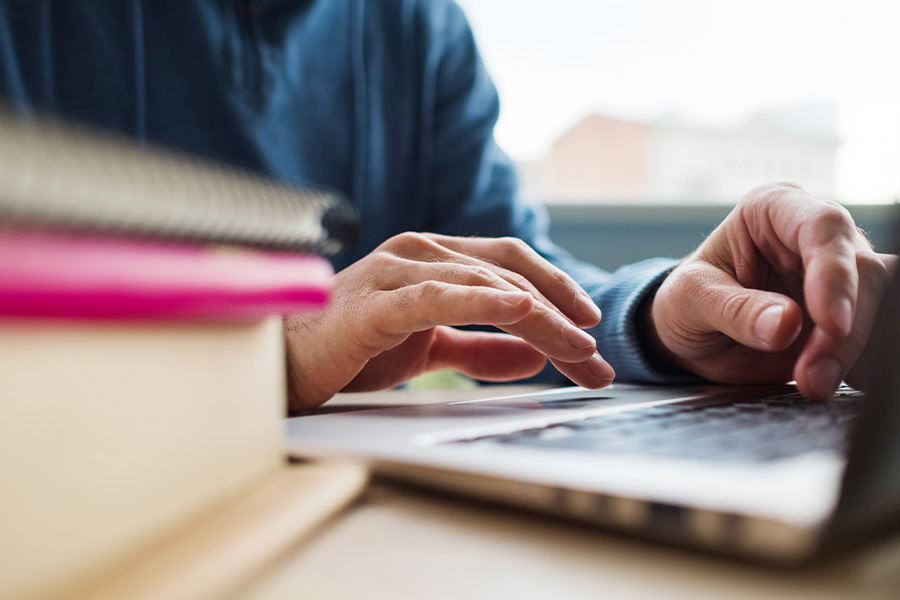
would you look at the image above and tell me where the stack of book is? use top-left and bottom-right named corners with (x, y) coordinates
top-left (0, 112), bottom-right (367, 600)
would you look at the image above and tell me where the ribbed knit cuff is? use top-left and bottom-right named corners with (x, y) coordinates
top-left (588, 258), bottom-right (701, 384)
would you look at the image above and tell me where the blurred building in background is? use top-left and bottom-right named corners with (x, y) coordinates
top-left (519, 104), bottom-right (839, 203)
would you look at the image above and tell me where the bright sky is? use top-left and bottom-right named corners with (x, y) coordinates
top-left (456, 0), bottom-right (900, 203)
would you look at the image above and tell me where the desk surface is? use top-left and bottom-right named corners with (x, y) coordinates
top-left (236, 386), bottom-right (900, 600)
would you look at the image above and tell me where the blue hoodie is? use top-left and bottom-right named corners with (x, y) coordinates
top-left (0, 0), bottom-right (684, 383)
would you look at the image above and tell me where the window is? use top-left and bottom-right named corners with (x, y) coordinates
top-left (457, 0), bottom-right (900, 204)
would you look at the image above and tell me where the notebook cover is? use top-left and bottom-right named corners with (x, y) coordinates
top-left (0, 230), bottom-right (333, 319)
top-left (0, 110), bottom-right (358, 255)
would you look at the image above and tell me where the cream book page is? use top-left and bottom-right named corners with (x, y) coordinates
top-left (0, 317), bottom-right (284, 600)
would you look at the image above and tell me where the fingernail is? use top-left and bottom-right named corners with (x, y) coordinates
top-left (807, 357), bottom-right (842, 399)
top-left (576, 294), bottom-right (603, 321)
top-left (565, 326), bottom-right (596, 351)
top-left (832, 296), bottom-right (853, 336)
top-left (500, 291), bottom-right (531, 308)
top-left (587, 353), bottom-right (616, 383)
top-left (755, 305), bottom-right (784, 346)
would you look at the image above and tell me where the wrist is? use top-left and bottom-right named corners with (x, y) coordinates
top-left (635, 278), bottom-right (694, 377)
top-left (283, 314), bottom-right (339, 412)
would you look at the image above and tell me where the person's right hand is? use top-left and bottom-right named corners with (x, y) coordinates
top-left (646, 182), bottom-right (896, 399)
top-left (283, 232), bottom-right (615, 410)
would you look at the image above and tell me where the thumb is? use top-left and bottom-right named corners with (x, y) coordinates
top-left (677, 264), bottom-right (804, 352)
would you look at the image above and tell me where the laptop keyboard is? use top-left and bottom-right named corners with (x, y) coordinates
top-left (450, 388), bottom-right (864, 462)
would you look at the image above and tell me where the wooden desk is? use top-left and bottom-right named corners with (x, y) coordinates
top-left (236, 387), bottom-right (900, 600)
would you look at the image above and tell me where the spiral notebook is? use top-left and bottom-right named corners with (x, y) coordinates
top-left (0, 109), bottom-right (358, 255)
top-left (0, 110), bottom-right (359, 319)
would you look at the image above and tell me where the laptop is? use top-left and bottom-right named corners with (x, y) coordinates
top-left (285, 227), bottom-right (900, 565)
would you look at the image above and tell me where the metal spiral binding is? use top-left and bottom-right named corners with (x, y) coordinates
top-left (0, 110), bottom-right (359, 256)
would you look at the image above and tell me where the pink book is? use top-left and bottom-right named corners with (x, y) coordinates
top-left (0, 230), bottom-right (333, 319)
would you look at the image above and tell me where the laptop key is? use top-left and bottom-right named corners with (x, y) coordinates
top-left (480, 392), bottom-right (863, 462)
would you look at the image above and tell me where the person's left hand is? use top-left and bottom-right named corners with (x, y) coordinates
top-left (283, 232), bottom-right (614, 410)
top-left (646, 182), bottom-right (896, 399)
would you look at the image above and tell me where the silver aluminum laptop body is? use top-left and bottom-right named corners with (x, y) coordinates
top-left (286, 232), bottom-right (900, 564)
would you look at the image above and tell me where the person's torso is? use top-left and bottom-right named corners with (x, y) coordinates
top-left (0, 0), bottom-right (437, 268)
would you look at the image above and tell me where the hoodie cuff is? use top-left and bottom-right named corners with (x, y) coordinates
top-left (589, 258), bottom-right (701, 384)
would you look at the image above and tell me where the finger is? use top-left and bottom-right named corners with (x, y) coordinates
top-left (550, 353), bottom-right (616, 389)
top-left (427, 233), bottom-right (603, 327)
top-left (428, 327), bottom-right (549, 381)
top-left (741, 184), bottom-right (863, 337)
top-left (661, 262), bottom-right (805, 353)
top-left (497, 306), bottom-right (598, 363)
top-left (793, 327), bottom-right (853, 400)
top-left (370, 284), bottom-right (610, 385)
top-left (797, 212), bottom-right (860, 338)
top-left (793, 255), bottom-right (893, 399)
top-left (385, 262), bottom-right (600, 362)
top-left (370, 282), bottom-right (536, 336)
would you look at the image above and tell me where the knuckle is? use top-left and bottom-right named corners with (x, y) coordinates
top-left (546, 267), bottom-right (573, 290)
top-left (394, 231), bottom-right (425, 244)
top-left (740, 181), bottom-right (803, 206)
top-left (361, 253), bottom-right (414, 287)
top-left (464, 264), bottom-right (501, 286)
top-left (407, 281), bottom-right (475, 329)
top-left (384, 231), bottom-right (439, 255)
top-left (367, 250), bottom-right (397, 269)
top-left (495, 236), bottom-right (533, 260)
top-left (411, 280), bottom-right (445, 307)
top-left (388, 281), bottom-right (443, 329)
top-left (818, 201), bottom-right (853, 229)
top-left (720, 292), bottom-right (752, 324)
top-left (806, 205), bottom-right (857, 249)
top-left (503, 269), bottom-right (531, 290)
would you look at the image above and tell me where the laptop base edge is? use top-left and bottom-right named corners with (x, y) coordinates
top-left (373, 460), bottom-right (824, 566)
